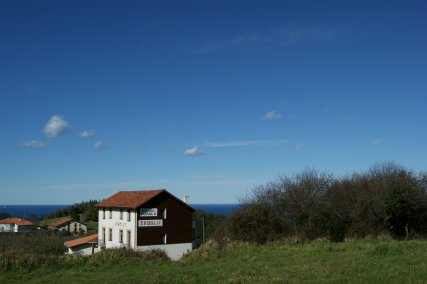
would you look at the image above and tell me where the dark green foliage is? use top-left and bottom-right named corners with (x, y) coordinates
top-left (220, 162), bottom-right (427, 244)
top-left (217, 203), bottom-right (292, 244)
top-left (91, 248), bottom-right (169, 262)
top-left (193, 210), bottom-right (226, 246)
top-left (0, 231), bottom-right (72, 255)
top-left (82, 205), bottom-right (99, 222)
top-left (279, 170), bottom-right (334, 239)
top-left (42, 200), bottom-right (99, 222)
top-left (0, 212), bottom-right (10, 220)
top-left (0, 248), bottom-right (168, 273)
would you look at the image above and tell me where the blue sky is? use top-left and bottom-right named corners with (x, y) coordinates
top-left (1, 1), bottom-right (426, 204)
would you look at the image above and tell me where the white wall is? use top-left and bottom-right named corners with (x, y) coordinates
top-left (98, 208), bottom-right (137, 249)
top-left (136, 243), bottom-right (193, 261)
top-left (0, 224), bottom-right (13, 232)
top-left (68, 243), bottom-right (100, 256)
top-left (0, 224), bottom-right (32, 232)
top-left (57, 221), bottom-right (87, 233)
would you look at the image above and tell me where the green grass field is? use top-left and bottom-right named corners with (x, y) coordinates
top-left (1, 238), bottom-right (426, 283)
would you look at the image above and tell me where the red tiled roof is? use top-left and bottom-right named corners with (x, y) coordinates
top-left (95, 189), bottom-right (195, 211)
top-left (95, 189), bottom-right (165, 209)
top-left (0, 218), bottom-right (33, 226)
top-left (50, 217), bottom-right (73, 228)
top-left (64, 234), bottom-right (98, 248)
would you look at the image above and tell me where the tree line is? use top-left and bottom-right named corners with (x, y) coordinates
top-left (42, 200), bottom-right (99, 222)
top-left (216, 162), bottom-right (427, 243)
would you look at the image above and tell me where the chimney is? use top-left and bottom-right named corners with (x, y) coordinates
top-left (182, 195), bottom-right (190, 204)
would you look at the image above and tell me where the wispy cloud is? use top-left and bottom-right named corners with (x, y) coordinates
top-left (194, 26), bottom-right (343, 54)
top-left (135, 146), bottom-right (144, 153)
top-left (184, 146), bottom-right (203, 156)
top-left (43, 115), bottom-right (69, 137)
top-left (206, 139), bottom-right (288, 148)
top-left (295, 143), bottom-right (304, 151)
top-left (79, 130), bottom-right (95, 138)
top-left (371, 139), bottom-right (381, 145)
top-left (20, 140), bottom-right (51, 149)
top-left (94, 140), bottom-right (105, 150)
top-left (261, 111), bottom-right (282, 121)
top-left (45, 176), bottom-right (262, 191)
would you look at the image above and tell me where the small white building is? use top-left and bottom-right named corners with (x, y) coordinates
top-left (64, 234), bottom-right (99, 255)
top-left (50, 217), bottom-right (87, 234)
top-left (95, 189), bottom-right (195, 260)
top-left (0, 218), bottom-right (33, 232)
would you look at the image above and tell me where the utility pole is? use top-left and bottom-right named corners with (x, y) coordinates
top-left (202, 217), bottom-right (205, 243)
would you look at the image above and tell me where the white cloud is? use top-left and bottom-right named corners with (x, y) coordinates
top-left (94, 140), bottom-right (105, 150)
top-left (261, 111), bottom-right (282, 121)
top-left (194, 26), bottom-right (342, 54)
top-left (79, 130), bottom-right (95, 138)
top-left (371, 139), bottom-right (381, 145)
top-left (184, 146), bottom-right (203, 156)
top-left (206, 141), bottom-right (257, 148)
top-left (206, 139), bottom-right (288, 148)
top-left (295, 143), bottom-right (304, 150)
top-left (21, 140), bottom-right (50, 149)
top-left (43, 115), bottom-right (69, 137)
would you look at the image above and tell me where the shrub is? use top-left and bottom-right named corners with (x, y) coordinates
top-left (217, 202), bottom-right (292, 244)
top-left (0, 231), bottom-right (71, 255)
top-left (218, 162), bottom-right (427, 244)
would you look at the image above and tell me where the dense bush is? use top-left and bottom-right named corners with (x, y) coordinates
top-left (216, 202), bottom-right (292, 244)
top-left (193, 210), bottom-right (226, 246)
top-left (0, 248), bottom-right (168, 272)
top-left (218, 162), bottom-right (427, 244)
top-left (0, 231), bottom-right (72, 255)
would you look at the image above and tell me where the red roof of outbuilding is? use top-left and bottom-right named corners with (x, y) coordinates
top-left (50, 217), bottom-right (73, 228)
top-left (95, 189), bottom-right (195, 211)
top-left (64, 234), bottom-right (98, 248)
top-left (0, 218), bottom-right (33, 226)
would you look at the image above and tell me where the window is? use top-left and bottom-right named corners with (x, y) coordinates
top-left (109, 208), bottom-right (112, 219)
top-left (159, 208), bottom-right (167, 219)
top-left (127, 209), bottom-right (131, 221)
top-left (119, 230), bottom-right (123, 243)
top-left (120, 209), bottom-right (123, 220)
top-left (160, 234), bottom-right (167, 244)
top-left (102, 208), bottom-right (105, 219)
top-left (102, 227), bottom-right (106, 242)
top-left (127, 231), bottom-right (131, 248)
top-left (109, 228), bottom-right (112, 241)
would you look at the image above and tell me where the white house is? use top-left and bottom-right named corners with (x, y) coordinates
top-left (50, 217), bottom-right (87, 234)
top-left (64, 234), bottom-right (99, 255)
top-left (95, 189), bottom-right (195, 260)
top-left (0, 218), bottom-right (33, 232)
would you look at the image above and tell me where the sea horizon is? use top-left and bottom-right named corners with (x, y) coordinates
top-left (0, 204), bottom-right (240, 218)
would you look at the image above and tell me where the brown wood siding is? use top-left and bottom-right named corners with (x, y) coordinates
top-left (137, 192), bottom-right (193, 246)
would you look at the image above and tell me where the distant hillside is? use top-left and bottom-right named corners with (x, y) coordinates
top-left (41, 200), bottom-right (99, 223)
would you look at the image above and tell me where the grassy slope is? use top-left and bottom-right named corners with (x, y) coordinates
top-left (37, 216), bottom-right (69, 227)
top-left (85, 221), bottom-right (98, 235)
top-left (1, 239), bottom-right (427, 283)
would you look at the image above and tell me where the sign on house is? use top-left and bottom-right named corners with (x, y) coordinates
top-left (140, 208), bottom-right (157, 217)
top-left (138, 219), bottom-right (163, 227)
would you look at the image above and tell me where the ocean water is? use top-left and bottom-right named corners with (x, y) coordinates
top-left (0, 204), bottom-right (240, 219)
top-left (0, 205), bottom-right (69, 220)
top-left (191, 204), bottom-right (240, 216)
